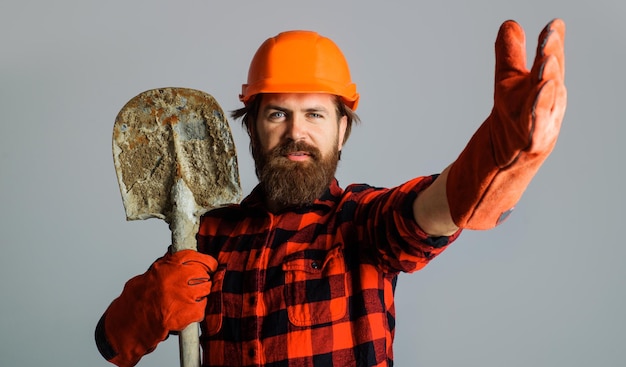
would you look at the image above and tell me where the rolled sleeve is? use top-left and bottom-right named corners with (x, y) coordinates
top-left (349, 175), bottom-right (461, 273)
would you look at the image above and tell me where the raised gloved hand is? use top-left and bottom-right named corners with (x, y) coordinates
top-left (446, 19), bottom-right (567, 230)
top-left (95, 249), bottom-right (218, 367)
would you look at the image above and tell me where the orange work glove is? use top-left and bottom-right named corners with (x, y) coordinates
top-left (95, 249), bottom-right (218, 367)
top-left (446, 19), bottom-right (567, 230)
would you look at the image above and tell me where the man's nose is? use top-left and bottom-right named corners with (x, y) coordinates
top-left (285, 114), bottom-right (306, 141)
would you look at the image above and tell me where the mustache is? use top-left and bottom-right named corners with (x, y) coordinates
top-left (271, 140), bottom-right (320, 160)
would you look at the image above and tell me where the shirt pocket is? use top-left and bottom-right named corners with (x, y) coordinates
top-left (202, 265), bottom-right (225, 336)
top-left (282, 246), bottom-right (347, 327)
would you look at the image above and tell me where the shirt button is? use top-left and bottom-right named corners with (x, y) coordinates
top-left (249, 295), bottom-right (256, 306)
top-left (248, 348), bottom-right (256, 357)
top-left (311, 261), bottom-right (320, 269)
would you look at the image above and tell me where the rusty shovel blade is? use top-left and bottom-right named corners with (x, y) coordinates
top-left (112, 87), bottom-right (242, 367)
top-left (113, 87), bottom-right (241, 224)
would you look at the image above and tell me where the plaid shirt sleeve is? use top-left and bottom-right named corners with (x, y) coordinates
top-left (342, 174), bottom-right (461, 274)
top-left (196, 175), bottom-right (461, 367)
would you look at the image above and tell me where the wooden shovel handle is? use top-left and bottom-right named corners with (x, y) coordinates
top-left (170, 178), bottom-right (203, 367)
top-left (179, 325), bottom-right (201, 367)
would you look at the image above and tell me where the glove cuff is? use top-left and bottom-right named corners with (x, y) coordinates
top-left (94, 273), bottom-right (169, 366)
top-left (446, 112), bottom-right (557, 230)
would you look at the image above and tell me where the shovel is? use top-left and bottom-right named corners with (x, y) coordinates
top-left (112, 87), bottom-right (242, 367)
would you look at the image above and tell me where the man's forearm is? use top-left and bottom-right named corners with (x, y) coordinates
top-left (413, 165), bottom-right (459, 236)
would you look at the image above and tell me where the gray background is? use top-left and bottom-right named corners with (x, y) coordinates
top-left (1, 1), bottom-right (624, 366)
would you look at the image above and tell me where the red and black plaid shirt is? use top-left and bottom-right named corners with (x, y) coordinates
top-left (197, 176), bottom-right (460, 367)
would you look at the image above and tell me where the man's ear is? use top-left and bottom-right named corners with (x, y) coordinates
top-left (338, 115), bottom-right (348, 151)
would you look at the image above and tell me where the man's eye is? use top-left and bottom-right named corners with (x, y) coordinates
top-left (269, 111), bottom-right (285, 119)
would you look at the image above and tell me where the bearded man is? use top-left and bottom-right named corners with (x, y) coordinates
top-left (96, 19), bottom-right (566, 367)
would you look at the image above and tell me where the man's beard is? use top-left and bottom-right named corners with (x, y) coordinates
top-left (253, 139), bottom-right (339, 209)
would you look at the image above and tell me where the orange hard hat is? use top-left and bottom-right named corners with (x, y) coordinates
top-left (240, 30), bottom-right (360, 110)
